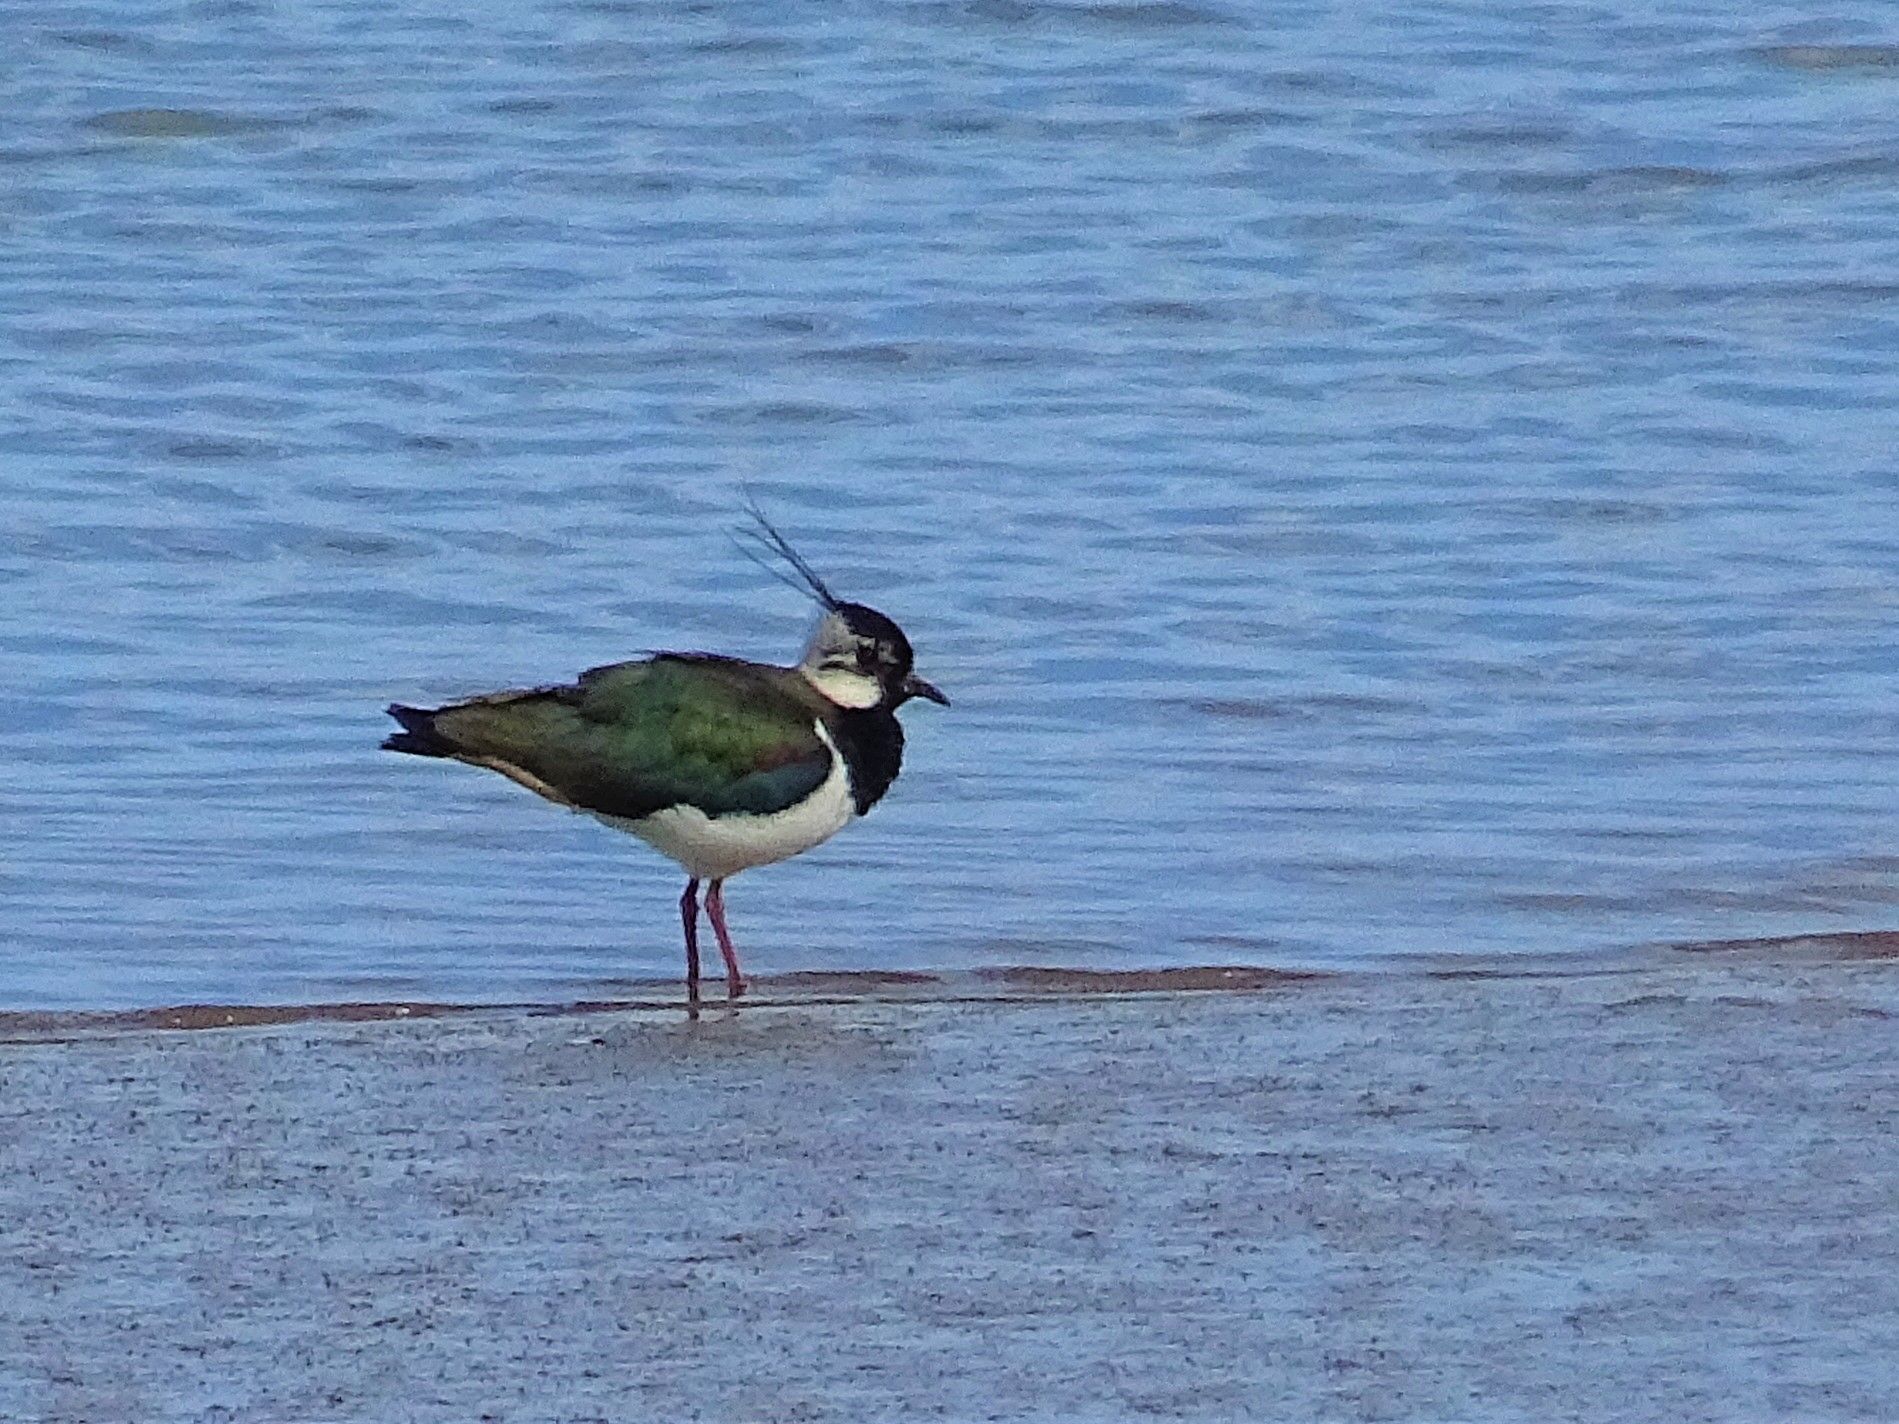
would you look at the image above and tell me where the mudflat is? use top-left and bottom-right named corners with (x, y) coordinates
top-left (2, 948), bottom-right (1895, 1422)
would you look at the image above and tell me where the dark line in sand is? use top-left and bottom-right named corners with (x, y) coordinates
top-left (2, 929), bottom-right (1891, 1041)
top-left (0, 966), bottom-right (1322, 1041)
top-left (1670, 929), bottom-right (1899, 960)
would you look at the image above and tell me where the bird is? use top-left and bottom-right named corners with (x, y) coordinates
top-left (381, 510), bottom-right (947, 1007)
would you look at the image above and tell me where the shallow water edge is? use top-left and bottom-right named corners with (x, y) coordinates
top-left (6, 928), bottom-right (1891, 1040)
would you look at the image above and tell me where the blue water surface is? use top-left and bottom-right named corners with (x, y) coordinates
top-left (3, 0), bottom-right (1898, 1007)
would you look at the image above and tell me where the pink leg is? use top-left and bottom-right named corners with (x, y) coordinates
top-left (679, 878), bottom-right (701, 1009)
top-left (704, 879), bottom-right (746, 999)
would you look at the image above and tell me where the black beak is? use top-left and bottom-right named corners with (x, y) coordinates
top-left (902, 673), bottom-right (949, 707)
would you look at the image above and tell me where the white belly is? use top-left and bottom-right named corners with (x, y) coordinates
top-left (593, 723), bottom-right (855, 881)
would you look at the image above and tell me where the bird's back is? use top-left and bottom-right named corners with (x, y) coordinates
top-left (385, 654), bottom-right (834, 822)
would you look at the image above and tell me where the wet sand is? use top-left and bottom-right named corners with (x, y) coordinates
top-left (2, 939), bottom-right (1895, 1421)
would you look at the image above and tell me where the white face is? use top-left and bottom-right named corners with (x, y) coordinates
top-left (797, 610), bottom-right (888, 710)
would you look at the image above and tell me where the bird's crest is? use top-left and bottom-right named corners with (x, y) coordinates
top-left (732, 497), bottom-right (841, 611)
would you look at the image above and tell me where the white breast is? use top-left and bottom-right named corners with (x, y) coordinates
top-left (593, 721), bottom-right (855, 881)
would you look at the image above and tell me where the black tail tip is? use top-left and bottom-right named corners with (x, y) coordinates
top-left (382, 703), bottom-right (448, 757)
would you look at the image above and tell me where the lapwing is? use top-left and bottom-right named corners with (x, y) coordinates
top-left (382, 511), bottom-right (947, 1006)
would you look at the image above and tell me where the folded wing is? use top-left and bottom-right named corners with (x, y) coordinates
top-left (384, 655), bottom-right (831, 820)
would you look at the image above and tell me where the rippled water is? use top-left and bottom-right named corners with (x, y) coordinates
top-left (5, 1), bottom-right (1898, 1008)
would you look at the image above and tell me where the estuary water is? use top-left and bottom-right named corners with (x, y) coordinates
top-left (4, 0), bottom-right (1898, 1008)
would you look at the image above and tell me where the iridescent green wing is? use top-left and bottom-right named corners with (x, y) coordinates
top-left (420, 656), bottom-right (831, 819)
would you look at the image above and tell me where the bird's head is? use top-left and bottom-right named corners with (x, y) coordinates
top-left (737, 503), bottom-right (948, 713)
top-left (799, 601), bottom-right (948, 711)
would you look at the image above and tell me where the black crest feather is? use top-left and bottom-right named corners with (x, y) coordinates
top-left (732, 497), bottom-right (841, 610)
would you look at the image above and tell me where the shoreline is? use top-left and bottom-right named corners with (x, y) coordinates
top-left (4, 927), bottom-right (1893, 1040)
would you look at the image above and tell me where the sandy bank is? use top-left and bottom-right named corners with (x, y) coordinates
top-left (1, 946), bottom-right (1895, 1421)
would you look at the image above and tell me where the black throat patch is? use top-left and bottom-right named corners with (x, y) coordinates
top-left (827, 706), bottom-right (907, 815)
